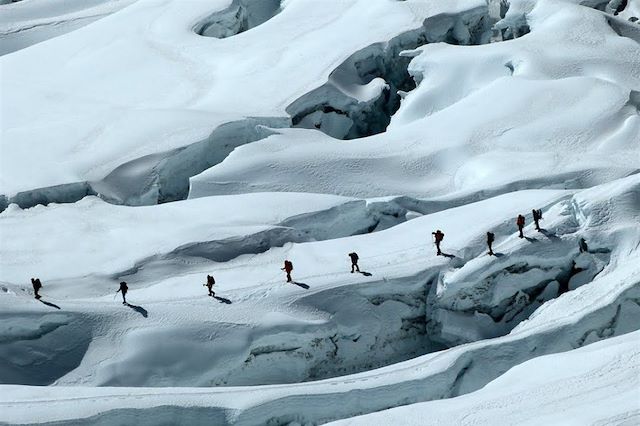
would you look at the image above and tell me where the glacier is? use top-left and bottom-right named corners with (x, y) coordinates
top-left (0, 0), bottom-right (639, 425)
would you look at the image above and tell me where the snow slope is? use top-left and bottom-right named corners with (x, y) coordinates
top-left (0, 192), bottom-right (366, 283)
top-left (189, 0), bottom-right (640, 199)
top-left (328, 330), bottom-right (640, 426)
top-left (0, 0), bottom-right (137, 56)
top-left (1, 174), bottom-right (638, 424)
top-left (0, 0), bottom-right (487, 204)
top-left (1, 0), bottom-right (639, 424)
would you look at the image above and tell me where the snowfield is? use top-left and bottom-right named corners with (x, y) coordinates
top-left (0, 0), bottom-right (639, 425)
top-left (328, 330), bottom-right (640, 426)
top-left (0, 0), bottom-right (138, 56)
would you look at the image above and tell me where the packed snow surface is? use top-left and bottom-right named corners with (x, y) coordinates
top-left (328, 330), bottom-right (640, 426)
top-left (0, 0), bottom-right (639, 424)
top-left (0, 0), bottom-right (137, 56)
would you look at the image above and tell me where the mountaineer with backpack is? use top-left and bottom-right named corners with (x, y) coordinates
top-left (487, 232), bottom-right (495, 256)
top-left (432, 230), bottom-right (445, 256)
top-left (579, 237), bottom-right (589, 253)
top-left (31, 278), bottom-right (42, 299)
top-left (282, 260), bottom-right (293, 283)
top-left (348, 252), bottom-right (360, 273)
top-left (516, 214), bottom-right (525, 238)
top-left (532, 208), bottom-right (543, 231)
top-left (116, 281), bottom-right (128, 305)
top-left (204, 275), bottom-right (215, 297)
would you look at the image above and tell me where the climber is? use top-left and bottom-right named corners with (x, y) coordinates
top-left (31, 278), bottom-right (42, 299)
top-left (348, 252), bottom-right (360, 273)
top-left (204, 275), bottom-right (215, 297)
top-left (487, 232), bottom-right (495, 256)
top-left (116, 281), bottom-right (128, 305)
top-left (579, 237), bottom-right (589, 253)
top-left (532, 208), bottom-right (543, 231)
top-left (432, 230), bottom-right (445, 256)
top-left (282, 260), bottom-right (293, 283)
top-left (516, 214), bottom-right (525, 238)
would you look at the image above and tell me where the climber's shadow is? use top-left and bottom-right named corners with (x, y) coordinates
top-left (292, 282), bottom-right (310, 290)
top-left (125, 303), bottom-right (148, 318)
top-left (39, 299), bottom-right (61, 310)
top-left (213, 296), bottom-right (232, 304)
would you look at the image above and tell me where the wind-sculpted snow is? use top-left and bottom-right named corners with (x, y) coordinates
top-left (0, 117), bottom-right (289, 211)
top-left (327, 330), bottom-right (640, 426)
top-left (0, 0), bottom-right (137, 56)
top-left (0, 193), bottom-right (372, 283)
top-left (1, 251), bottom-right (638, 424)
top-left (3, 180), bottom-right (639, 397)
top-left (286, 6), bottom-right (492, 140)
top-left (93, 117), bottom-right (289, 206)
top-left (426, 198), bottom-right (614, 347)
top-left (0, 312), bottom-right (93, 386)
top-left (0, 0), bottom-right (486, 202)
top-left (191, 0), bottom-right (640, 199)
top-left (194, 0), bottom-right (282, 39)
top-left (1, 0), bottom-right (639, 424)
top-left (1, 187), bottom-right (566, 388)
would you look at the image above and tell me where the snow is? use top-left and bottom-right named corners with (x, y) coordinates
top-left (0, 0), bottom-right (485, 199)
top-left (0, 0), bottom-right (639, 424)
top-left (0, 0), bottom-right (137, 56)
top-left (327, 330), bottom-right (640, 426)
top-left (1, 176), bottom-right (638, 424)
top-left (0, 192), bottom-right (356, 282)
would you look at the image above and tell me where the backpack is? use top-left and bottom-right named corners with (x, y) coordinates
top-left (487, 232), bottom-right (495, 243)
top-left (349, 252), bottom-right (358, 261)
top-left (120, 282), bottom-right (128, 292)
top-left (537, 209), bottom-right (543, 220)
top-left (285, 261), bottom-right (293, 270)
top-left (517, 215), bottom-right (525, 226)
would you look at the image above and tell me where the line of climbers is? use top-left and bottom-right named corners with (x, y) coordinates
top-left (432, 209), bottom-right (544, 257)
top-left (278, 251), bottom-right (361, 285)
top-left (28, 250), bottom-right (366, 303)
top-left (29, 208), bottom-right (592, 304)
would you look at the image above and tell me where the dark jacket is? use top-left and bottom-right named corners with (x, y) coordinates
top-left (32, 278), bottom-right (42, 290)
